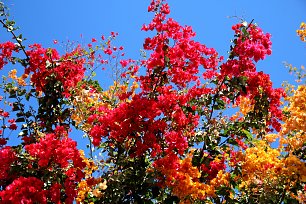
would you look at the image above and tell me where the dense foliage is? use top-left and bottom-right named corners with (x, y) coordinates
top-left (0, 0), bottom-right (305, 203)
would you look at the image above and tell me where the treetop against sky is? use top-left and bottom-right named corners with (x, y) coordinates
top-left (0, 0), bottom-right (305, 203)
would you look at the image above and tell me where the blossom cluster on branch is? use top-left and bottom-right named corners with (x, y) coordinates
top-left (0, 0), bottom-right (305, 203)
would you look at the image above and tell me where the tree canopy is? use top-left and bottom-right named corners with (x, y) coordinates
top-left (0, 0), bottom-right (305, 203)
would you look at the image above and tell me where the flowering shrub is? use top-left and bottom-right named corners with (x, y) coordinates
top-left (0, 0), bottom-right (305, 203)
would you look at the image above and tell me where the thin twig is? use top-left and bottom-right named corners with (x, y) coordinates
top-left (0, 19), bottom-right (29, 60)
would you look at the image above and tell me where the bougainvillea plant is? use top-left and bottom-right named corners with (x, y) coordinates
top-left (0, 0), bottom-right (305, 203)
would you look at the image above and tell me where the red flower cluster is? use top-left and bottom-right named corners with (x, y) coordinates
top-left (221, 23), bottom-right (272, 78)
top-left (0, 146), bottom-right (16, 182)
top-left (89, 85), bottom-right (202, 157)
top-left (0, 0), bottom-right (293, 202)
top-left (0, 41), bottom-right (16, 69)
top-left (244, 71), bottom-right (286, 131)
top-left (49, 183), bottom-right (62, 204)
top-left (87, 0), bottom-right (221, 159)
top-left (152, 152), bottom-right (180, 183)
top-left (232, 23), bottom-right (272, 62)
top-left (220, 23), bottom-right (285, 131)
top-left (0, 176), bottom-right (47, 203)
top-left (8, 118), bottom-right (17, 130)
top-left (89, 96), bottom-right (164, 155)
top-left (0, 128), bottom-right (85, 203)
top-left (141, 1), bottom-right (220, 91)
top-left (24, 129), bottom-right (85, 203)
top-left (200, 155), bottom-right (226, 181)
top-left (26, 44), bottom-right (85, 97)
top-left (25, 130), bottom-right (85, 169)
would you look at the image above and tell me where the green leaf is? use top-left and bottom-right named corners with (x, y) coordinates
top-left (16, 117), bottom-right (25, 122)
top-left (151, 186), bottom-right (160, 198)
top-left (228, 138), bottom-right (237, 145)
top-left (241, 27), bottom-right (249, 37)
top-left (12, 102), bottom-right (20, 111)
top-left (9, 93), bottom-right (16, 98)
top-left (25, 92), bottom-right (32, 101)
top-left (164, 196), bottom-right (180, 204)
top-left (16, 111), bottom-right (24, 117)
top-left (242, 129), bottom-right (253, 141)
top-left (17, 89), bottom-right (26, 96)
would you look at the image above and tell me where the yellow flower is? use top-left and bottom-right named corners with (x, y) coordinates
top-left (297, 22), bottom-right (306, 42)
top-left (230, 96), bottom-right (255, 122)
top-left (8, 69), bottom-right (17, 80)
top-left (264, 134), bottom-right (279, 143)
top-left (154, 152), bottom-right (230, 202)
top-left (281, 85), bottom-right (306, 150)
top-left (99, 180), bottom-right (107, 190)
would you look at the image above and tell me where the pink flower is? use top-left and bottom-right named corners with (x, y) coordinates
top-left (0, 177), bottom-right (47, 203)
top-left (0, 146), bottom-right (16, 180)
top-left (0, 42), bottom-right (16, 69)
top-left (2, 111), bottom-right (9, 117)
top-left (104, 48), bottom-right (112, 55)
top-left (9, 123), bottom-right (17, 130)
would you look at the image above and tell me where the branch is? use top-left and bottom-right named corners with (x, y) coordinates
top-left (0, 19), bottom-right (29, 60)
top-left (199, 77), bottom-right (226, 159)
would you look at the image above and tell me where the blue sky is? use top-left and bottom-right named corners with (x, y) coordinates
top-left (1, 1), bottom-right (305, 151)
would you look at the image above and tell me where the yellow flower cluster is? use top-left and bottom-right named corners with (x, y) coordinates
top-left (77, 180), bottom-right (94, 203)
top-left (292, 190), bottom-right (306, 203)
top-left (283, 154), bottom-right (306, 182)
top-left (283, 63), bottom-right (305, 84)
top-left (231, 96), bottom-right (254, 121)
top-left (170, 157), bottom-right (213, 202)
top-left (79, 150), bottom-right (98, 177)
top-left (239, 140), bottom-right (306, 198)
top-left (263, 133), bottom-right (279, 143)
top-left (8, 69), bottom-right (28, 86)
top-left (157, 153), bottom-right (229, 203)
top-left (71, 87), bottom-right (106, 130)
top-left (297, 22), bottom-right (306, 42)
top-left (280, 85), bottom-right (306, 150)
top-left (76, 150), bottom-right (107, 203)
top-left (239, 141), bottom-right (282, 189)
top-left (238, 96), bottom-right (255, 116)
top-left (107, 80), bottom-right (139, 103)
top-left (76, 179), bottom-right (107, 204)
top-left (209, 170), bottom-right (230, 190)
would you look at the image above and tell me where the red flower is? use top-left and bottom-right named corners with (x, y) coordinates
top-left (7, 119), bottom-right (17, 130)
top-left (9, 123), bottom-right (17, 130)
top-left (0, 146), bottom-right (16, 181)
top-left (0, 138), bottom-right (6, 145)
top-left (25, 132), bottom-right (85, 169)
top-left (104, 48), bottom-right (112, 55)
top-left (26, 44), bottom-right (86, 97)
top-left (2, 111), bottom-right (9, 117)
top-left (0, 42), bottom-right (16, 69)
top-left (49, 183), bottom-right (62, 203)
top-left (201, 156), bottom-right (226, 181)
top-left (0, 176), bottom-right (47, 203)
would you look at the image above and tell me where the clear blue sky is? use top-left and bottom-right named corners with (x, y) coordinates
top-left (2, 1), bottom-right (305, 150)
